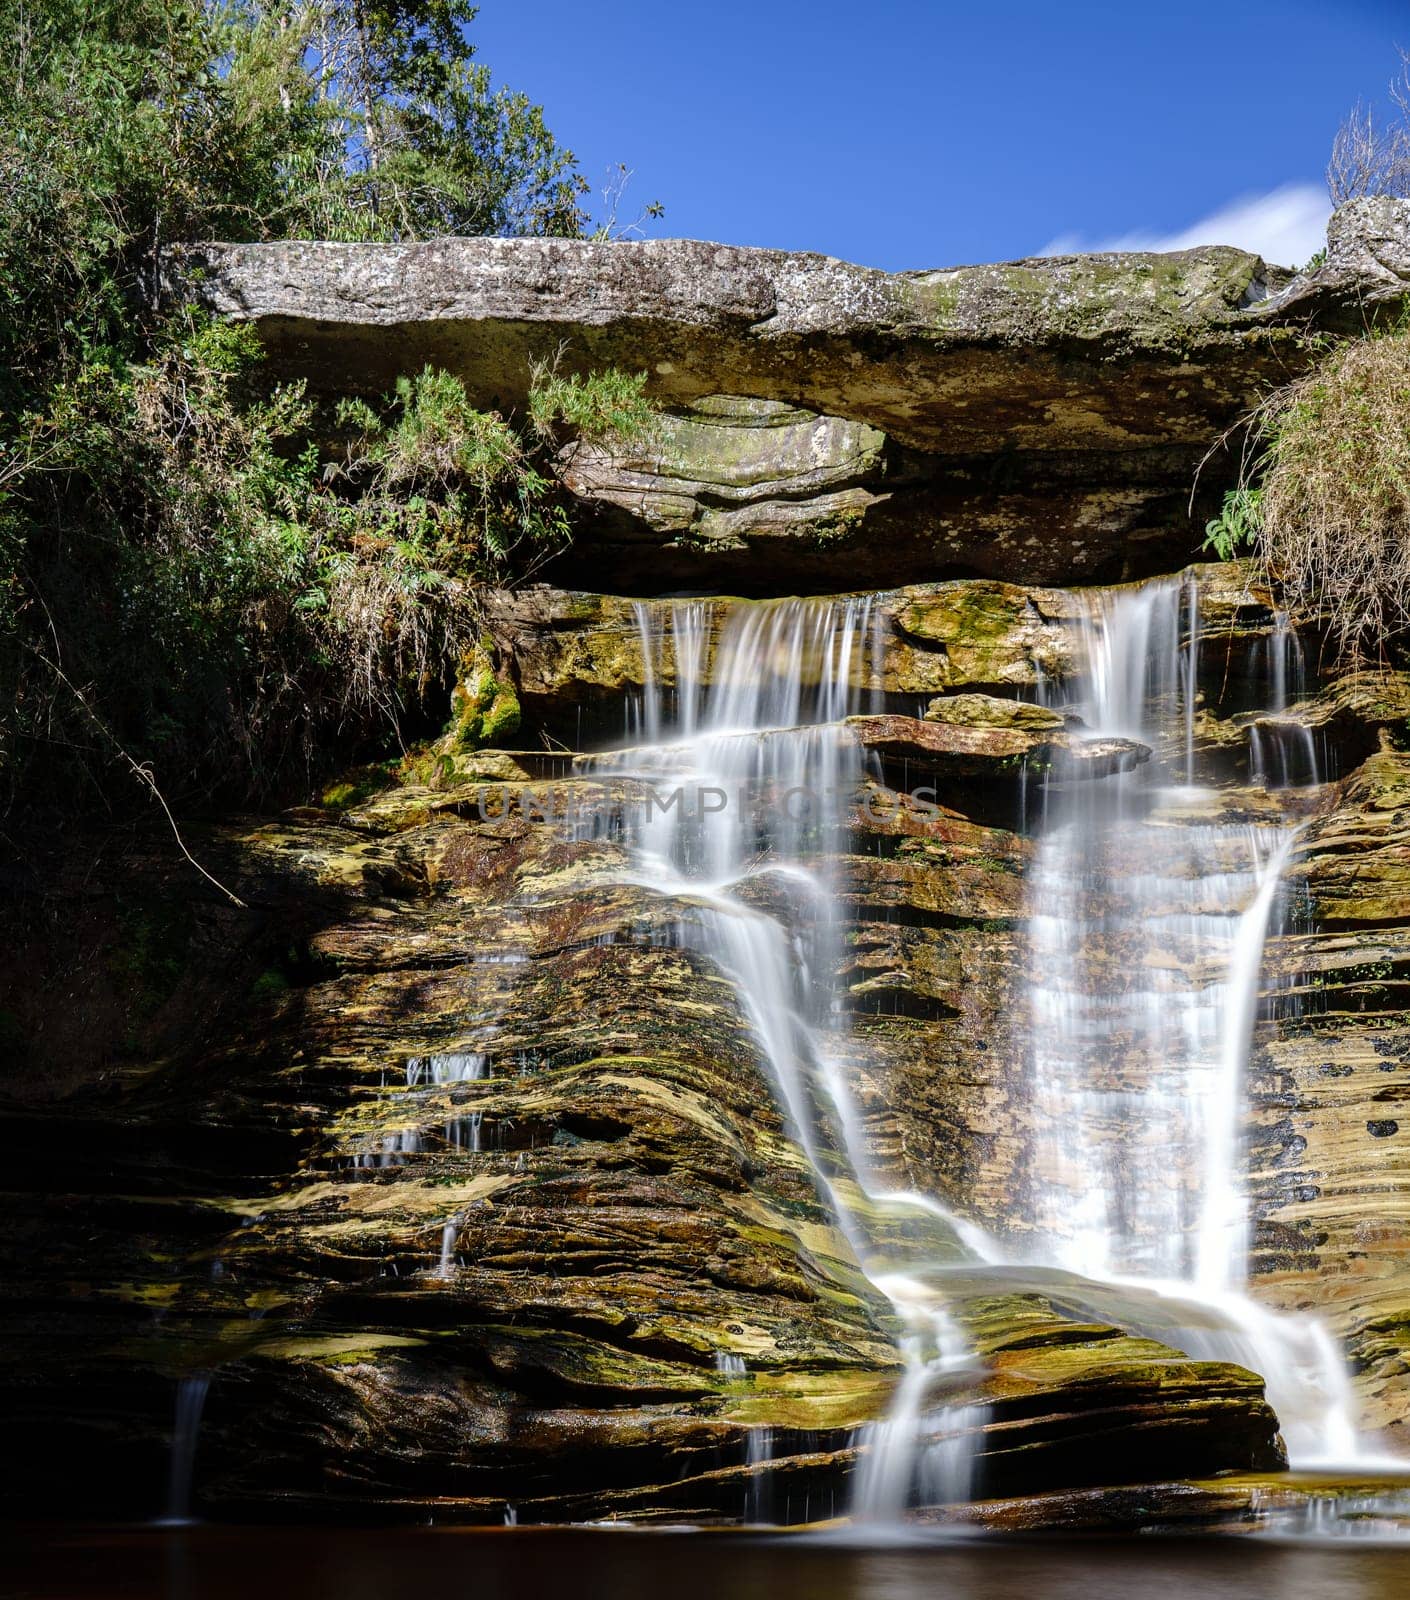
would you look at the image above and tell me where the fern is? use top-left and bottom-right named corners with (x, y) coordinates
top-left (1203, 487), bottom-right (1263, 561)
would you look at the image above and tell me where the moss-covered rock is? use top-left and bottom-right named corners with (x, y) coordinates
top-left (165, 212), bottom-right (1410, 589)
top-left (560, 395), bottom-right (890, 556)
top-left (443, 639), bottom-right (521, 751)
top-left (923, 694), bottom-right (1065, 731)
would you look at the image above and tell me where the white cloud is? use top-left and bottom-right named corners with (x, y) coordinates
top-left (1038, 182), bottom-right (1331, 268)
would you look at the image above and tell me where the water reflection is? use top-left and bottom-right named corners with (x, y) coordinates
top-left (15, 1527), bottom-right (1410, 1600)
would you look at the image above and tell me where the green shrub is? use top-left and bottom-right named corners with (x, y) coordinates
top-left (0, 3), bottom-right (655, 819)
top-left (250, 969), bottom-right (291, 1003)
top-left (1202, 486), bottom-right (1263, 561)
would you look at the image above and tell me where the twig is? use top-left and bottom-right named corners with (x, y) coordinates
top-left (26, 640), bottom-right (247, 908)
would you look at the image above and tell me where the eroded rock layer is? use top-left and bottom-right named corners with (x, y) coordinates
top-left (1254, 753), bottom-right (1410, 1446)
top-left (12, 188), bottom-right (1410, 1519)
top-left (16, 559), bottom-right (1410, 1522)
top-left (162, 200), bottom-right (1410, 591)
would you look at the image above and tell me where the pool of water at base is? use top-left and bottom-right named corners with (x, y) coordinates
top-left (9, 1525), bottom-right (1410, 1600)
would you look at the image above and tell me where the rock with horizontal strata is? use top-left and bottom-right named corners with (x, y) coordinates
top-left (0, 770), bottom-right (1277, 1523)
top-left (1252, 751), bottom-right (1410, 1450)
top-left (847, 713), bottom-right (1150, 780)
top-left (162, 204), bottom-right (1410, 589)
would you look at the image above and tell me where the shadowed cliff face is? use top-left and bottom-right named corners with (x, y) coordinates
top-left (162, 200), bottom-right (1410, 592)
top-left (0, 793), bottom-right (1286, 1524)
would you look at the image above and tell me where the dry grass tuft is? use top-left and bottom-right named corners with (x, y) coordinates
top-left (1252, 327), bottom-right (1410, 660)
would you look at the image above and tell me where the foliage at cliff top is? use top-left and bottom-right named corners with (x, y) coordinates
top-left (1200, 52), bottom-right (1410, 660)
top-left (1229, 326), bottom-right (1410, 661)
top-left (0, 0), bottom-right (650, 822)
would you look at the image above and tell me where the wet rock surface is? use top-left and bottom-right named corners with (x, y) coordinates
top-left (1254, 751), bottom-right (1410, 1448)
top-left (1, 565), bottom-right (1323, 1523)
top-left (6, 537), bottom-right (1410, 1517)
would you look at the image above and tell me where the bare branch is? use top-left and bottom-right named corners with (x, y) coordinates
top-left (26, 638), bottom-right (247, 908)
top-left (1327, 53), bottom-right (1410, 204)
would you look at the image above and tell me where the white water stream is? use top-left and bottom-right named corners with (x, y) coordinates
top-left (582, 597), bottom-right (988, 1523)
top-left (573, 576), bottom-right (1384, 1524)
top-left (1022, 577), bottom-right (1368, 1468)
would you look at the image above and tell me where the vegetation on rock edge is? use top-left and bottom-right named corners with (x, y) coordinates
top-left (0, 0), bottom-right (655, 826)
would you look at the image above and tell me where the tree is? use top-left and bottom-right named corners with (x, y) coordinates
top-left (0, 0), bottom-right (647, 824)
top-left (220, 2), bottom-right (590, 238)
top-left (1327, 48), bottom-right (1410, 206)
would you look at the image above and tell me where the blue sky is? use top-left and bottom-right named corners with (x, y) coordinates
top-left (471, 0), bottom-right (1408, 270)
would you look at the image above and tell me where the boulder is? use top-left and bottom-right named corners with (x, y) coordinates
top-left (922, 693), bottom-right (1067, 731)
top-left (847, 713), bottom-right (1149, 780)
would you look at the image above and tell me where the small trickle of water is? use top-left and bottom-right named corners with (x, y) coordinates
top-left (1249, 611), bottom-right (1321, 790)
top-left (444, 1114), bottom-right (482, 1152)
top-left (406, 1051), bottom-right (488, 1088)
top-left (1259, 1487), bottom-right (1410, 1541)
top-left (745, 1426), bottom-right (776, 1524)
top-left (162, 1374), bottom-right (210, 1524)
top-left (435, 1215), bottom-right (461, 1278)
top-left (355, 1130), bottom-right (424, 1169)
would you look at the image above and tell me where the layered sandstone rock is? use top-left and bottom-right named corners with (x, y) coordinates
top-left (161, 204), bottom-right (1410, 590)
top-left (1254, 751), bottom-right (1410, 1448)
top-left (19, 176), bottom-right (1410, 1522)
top-left (2, 588), bottom-right (1305, 1520)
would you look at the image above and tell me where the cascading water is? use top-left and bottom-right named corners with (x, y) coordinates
top-left (581, 596), bottom-right (986, 1524)
top-left (578, 575), bottom-right (1384, 1530)
top-left (161, 1373), bottom-right (210, 1524)
top-left (1023, 576), bottom-right (1364, 1465)
top-left (1249, 610), bottom-right (1322, 791)
top-left (404, 1051), bottom-right (488, 1275)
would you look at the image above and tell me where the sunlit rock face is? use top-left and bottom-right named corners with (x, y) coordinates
top-left (163, 203), bottom-right (1410, 592)
top-left (7, 572), bottom-right (1341, 1527)
top-left (1254, 751), bottom-right (1410, 1450)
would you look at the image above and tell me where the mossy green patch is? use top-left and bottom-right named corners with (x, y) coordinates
top-left (250, 969), bottom-right (291, 1003)
top-left (320, 762), bottom-right (397, 812)
top-left (445, 638), bottom-right (521, 751)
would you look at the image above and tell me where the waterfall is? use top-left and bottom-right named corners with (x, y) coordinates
top-left (1196, 831), bottom-right (1297, 1295)
top-left (580, 576), bottom-right (1377, 1528)
top-left (583, 596), bottom-right (986, 1525)
top-left (851, 1287), bottom-right (979, 1519)
top-left (161, 1373), bottom-right (210, 1524)
top-left (1249, 611), bottom-right (1321, 790)
top-left (1024, 576), bottom-right (1364, 1465)
top-left (584, 600), bottom-right (874, 1218)
top-left (406, 1050), bottom-right (488, 1088)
